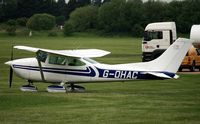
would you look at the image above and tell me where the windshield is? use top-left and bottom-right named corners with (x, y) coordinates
top-left (83, 58), bottom-right (99, 64)
top-left (36, 51), bottom-right (48, 62)
top-left (144, 31), bottom-right (163, 41)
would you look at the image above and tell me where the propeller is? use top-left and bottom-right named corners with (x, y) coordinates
top-left (9, 45), bottom-right (13, 88)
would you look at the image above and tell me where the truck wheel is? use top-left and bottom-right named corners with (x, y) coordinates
top-left (190, 61), bottom-right (195, 72)
top-left (178, 67), bottom-right (182, 72)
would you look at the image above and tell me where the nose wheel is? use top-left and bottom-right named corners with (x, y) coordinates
top-left (20, 80), bottom-right (38, 92)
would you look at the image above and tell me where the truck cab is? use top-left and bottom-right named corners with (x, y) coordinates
top-left (142, 22), bottom-right (177, 61)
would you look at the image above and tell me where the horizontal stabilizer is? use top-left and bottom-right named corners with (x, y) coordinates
top-left (146, 72), bottom-right (179, 79)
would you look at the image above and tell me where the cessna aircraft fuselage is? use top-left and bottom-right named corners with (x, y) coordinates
top-left (10, 57), bottom-right (172, 84)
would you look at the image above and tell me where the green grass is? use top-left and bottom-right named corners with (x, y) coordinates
top-left (0, 32), bottom-right (200, 124)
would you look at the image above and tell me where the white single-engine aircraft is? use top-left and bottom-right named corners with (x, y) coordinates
top-left (5, 38), bottom-right (192, 92)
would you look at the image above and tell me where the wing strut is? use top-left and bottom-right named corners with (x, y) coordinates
top-left (36, 51), bottom-right (46, 82)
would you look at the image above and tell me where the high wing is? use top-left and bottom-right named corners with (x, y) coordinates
top-left (14, 46), bottom-right (110, 58)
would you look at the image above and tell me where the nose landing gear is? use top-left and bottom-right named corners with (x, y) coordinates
top-left (20, 80), bottom-right (38, 92)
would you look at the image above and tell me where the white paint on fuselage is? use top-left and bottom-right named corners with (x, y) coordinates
top-left (10, 57), bottom-right (145, 83)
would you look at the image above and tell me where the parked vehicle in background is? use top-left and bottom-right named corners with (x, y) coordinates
top-left (142, 22), bottom-right (177, 62)
top-left (179, 46), bottom-right (200, 72)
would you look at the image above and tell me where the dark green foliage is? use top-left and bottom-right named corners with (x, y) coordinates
top-left (132, 24), bottom-right (144, 37)
top-left (63, 21), bottom-right (74, 36)
top-left (91, 0), bottom-right (102, 6)
top-left (27, 13), bottom-right (56, 31)
top-left (143, 1), bottom-right (168, 24)
top-left (16, 17), bottom-right (28, 26)
top-left (6, 19), bottom-right (16, 36)
top-left (48, 30), bottom-right (58, 37)
top-left (56, 16), bottom-right (65, 26)
top-left (69, 6), bottom-right (99, 32)
top-left (98, 0), bottom-right (128, 32)
top-left (6, 19), bottom-right (16, 26)
top-left (0, 0), bottom-right (17, 22)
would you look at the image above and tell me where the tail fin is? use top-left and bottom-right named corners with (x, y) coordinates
top-left (147, 38), bottom-right (191, 73)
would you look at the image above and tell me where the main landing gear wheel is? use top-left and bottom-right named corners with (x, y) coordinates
top-left (20, 80), bottom-right (38, 92)
top-left (46, 85), bottom-right (66, 93)
top-left (66, 84), bottom-right (85, 92)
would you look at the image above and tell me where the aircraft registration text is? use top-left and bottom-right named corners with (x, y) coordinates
top-left (98, 69), bottom-right (138, 79)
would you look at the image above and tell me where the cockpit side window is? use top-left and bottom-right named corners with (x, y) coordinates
top-left (49, 55), bottom-right (67, 65)
top-left (68, 58), bottom-right (86, 66)
top-left (48, 54), bottom-right (85, 66)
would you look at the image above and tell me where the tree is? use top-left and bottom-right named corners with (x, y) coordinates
top-left (125, 0), bottom-right (143, 30)
top-left (131, 24), bottom-right (143, 37)
top-left (63, 21), bottom-right (74, 36)
top-left (91, 0), bottom-right (102, 6)
top-left (98, 0), bottom-right (128, 33)
top-left (6, 19), bottom-right (16, 36)
top-left (27, 13), bottom-right (55, 31)
top-left (143, 1), bottom-right (168, 25)
top-left (77, 0), bottom-right (91, 6)
top-left (56, 15), bottom-right (65, 26)
top-left (16, 17), bottom-right (28, 26)
top-left (68, 5), bottom-right (99, 31)
top-left (0, 0), bottom-right (17, 22)
top-left (175, 0), bottom-right (200, 33)
top-left (16, 0), bottom-right (42, 18)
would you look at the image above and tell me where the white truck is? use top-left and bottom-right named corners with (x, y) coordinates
top-left (142, 22), bottom-right (177, 62)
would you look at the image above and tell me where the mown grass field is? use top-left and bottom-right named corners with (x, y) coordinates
top-left (0, 33), bottom-right (200, 124)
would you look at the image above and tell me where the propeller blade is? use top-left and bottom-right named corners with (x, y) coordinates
top-left (9, 67), bottom-right (13, 88)
top-left (9, 45), bottom-right (14, 88)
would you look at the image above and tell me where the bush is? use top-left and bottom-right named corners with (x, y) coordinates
top-left (6, 19), bottom-right (16, 26)
top-left (63, 21), bottom-right (73, 36)
top-left (0, 23), bottom-right (7, 31)
top-left (16, 17), bottom-right (28, 26)
top-left (27, 13), bottom-right (56, 31)
top-left (48, 30), bottom-right (57, 37)
top-left (6, 19), bottom-right (16, 36)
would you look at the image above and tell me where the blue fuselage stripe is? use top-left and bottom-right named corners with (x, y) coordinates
top-left (13, 65), bottom-right (96, 77)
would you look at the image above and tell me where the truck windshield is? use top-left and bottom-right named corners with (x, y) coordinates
top-left (144, 31), bottom-right (163, 41)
